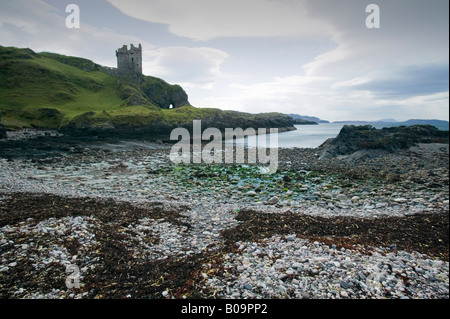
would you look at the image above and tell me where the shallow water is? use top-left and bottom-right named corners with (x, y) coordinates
top-left (229, 123), bottom-right (346, 148)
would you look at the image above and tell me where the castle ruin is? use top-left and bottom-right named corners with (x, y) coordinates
top-left (116, 44), bottom-right (142, 75)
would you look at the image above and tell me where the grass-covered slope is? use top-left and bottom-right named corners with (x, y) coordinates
top-left (0, 46), bottom-right (127, 129)
top-left (0, 45), bottom-right (294, 137)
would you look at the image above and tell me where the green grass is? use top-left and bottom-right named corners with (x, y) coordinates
top-left (66, 105), bottom-right (222, 128)
top-left (0, 46), bottom-right (125, 129)
top-left (161, 105), bottom-right (220, 124)
top-left (38, 52), bottom-right (102, 72)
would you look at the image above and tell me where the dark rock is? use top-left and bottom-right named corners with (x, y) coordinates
top-left (115, 74), bottom-right (190, 109)
top-left (318, 124), bottom-right (449, 159)
top-left (244, 283), bottom-right (253, 291)
top-left (357, 272), bottom-right (367, 281)
top-left (0, 124), bottom-right (6, 139)
top-left (340, 281), bottom-right (351, 289)
top-left (286, 235), bottom-right (295, 242)
top-left (169, 85), bottom-right (189, 108)
top-left (0, 112), bottom-right (6, 139)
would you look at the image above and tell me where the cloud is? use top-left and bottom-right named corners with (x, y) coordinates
top-left (144, 46), bottom-right (229, 88)
top-left (229, 75), bottom-right (330, 99)
top-left (0, 0), bottom-right (231, 88)
top-left (302, 44), bottom-right (352, 76)
top-left (106, 0), bottom-right (335, 41)
top-left (105, 0), bottom-right (447, 79)
top-left (0, 0), bottom-right (149, 67)
top-left (190, 75), bottom-right (333, 118)
top-left (301, 0), bottom-right (449, 76)
top-left (191, 67), bottom-right (449, 122)
top-left (1, 0), bottom-right (448, 121)
top-left (335, 62), bottom-right (449, 99)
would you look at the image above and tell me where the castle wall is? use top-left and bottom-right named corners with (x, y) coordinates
top-left (116, 44), bottom-right (142, 75)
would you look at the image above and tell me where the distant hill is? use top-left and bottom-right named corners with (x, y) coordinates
top-left (333, 121), bottom-right (371, 124)
top-left (375, 118), bottom-right (397, 123)
top-left (287, 114), bottom-right (330, 123)
top-left (292, 119), bottom-right (318, 125)
top-left (402, 119), bottom-right (449, 129)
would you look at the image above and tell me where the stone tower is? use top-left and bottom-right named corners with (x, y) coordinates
top-left (116, 44), bottom-right (142, 75)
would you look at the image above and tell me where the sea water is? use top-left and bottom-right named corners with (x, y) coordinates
top-left (228, 122), bottom-right (449, 149)
top-left (229, 123), bottom-right (346, 149)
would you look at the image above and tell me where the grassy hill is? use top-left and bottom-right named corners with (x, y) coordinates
top-left (0, 45), bottom-right (294, 137)
top-left (0, 46), bottom-right (124, 129)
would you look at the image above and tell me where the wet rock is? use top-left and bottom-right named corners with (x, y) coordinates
top-left (0, 124), bottom-right (6, 139)
top-left (286, 235), bottom-right (295, 242)
top-left (376, 203), bottom-right (387, 208)
top-left (266, 196), bottom-right (279, 205)
top-left (351, 196), bottom-right (360, 202)
top-left (318, 124), bottom-right (449, 159)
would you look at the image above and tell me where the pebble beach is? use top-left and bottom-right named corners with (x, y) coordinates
top-left (0, 131), bottom-right (448, 299)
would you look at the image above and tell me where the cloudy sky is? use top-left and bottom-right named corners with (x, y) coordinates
top-left (0, 0), bottom-right (448, 121)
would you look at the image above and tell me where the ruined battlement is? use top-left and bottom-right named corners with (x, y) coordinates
top-left (116, 43), bottom-right (142, 75)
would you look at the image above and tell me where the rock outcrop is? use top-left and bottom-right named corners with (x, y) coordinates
top-left (115, 74), bottom-right (189, 109)
top-left (318, 124), bottom-right (449, 159)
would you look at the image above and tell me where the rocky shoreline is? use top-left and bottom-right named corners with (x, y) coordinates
top-left (0, 130), bottom-right (448, 299)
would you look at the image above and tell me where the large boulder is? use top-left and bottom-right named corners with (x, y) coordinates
top-left (318, 124), bottom-right (449, 159)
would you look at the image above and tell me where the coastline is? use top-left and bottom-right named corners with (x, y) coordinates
top-left (0, 132), bottom-right (448, 299)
